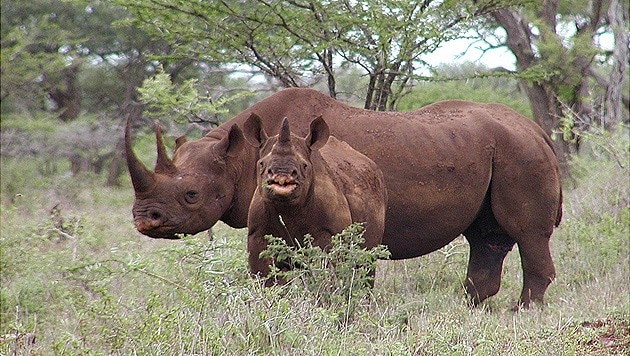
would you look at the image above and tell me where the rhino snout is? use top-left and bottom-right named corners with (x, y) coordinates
top-left (265, 167), bottom-right (298, 180)
top-left (134, 209), bottom-right (171, 234)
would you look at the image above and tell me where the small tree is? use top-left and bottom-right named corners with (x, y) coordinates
top-left (1, 0), bottom-right (81, 119)
top-left (138, 68), bottom-right (251, 127)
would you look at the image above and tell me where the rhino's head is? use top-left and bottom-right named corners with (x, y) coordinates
top-left (125, 120), bottom-right (248, 239)
top-left (244, 115), bottom-right (329, 206)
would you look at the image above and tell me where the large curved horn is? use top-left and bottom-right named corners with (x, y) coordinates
top-left (153, 122), bottom-right (177, 174)
top-left (125, 119), bottom-right (155, 193)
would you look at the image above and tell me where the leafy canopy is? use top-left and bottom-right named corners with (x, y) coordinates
top-left (117, 0), bottom-right (527, 109)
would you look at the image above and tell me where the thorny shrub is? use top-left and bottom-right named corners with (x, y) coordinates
top-left (260, 223), bottom-right (390, 324)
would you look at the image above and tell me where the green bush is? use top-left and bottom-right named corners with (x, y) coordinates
top-left (261, 223), bottom-right (390, 324)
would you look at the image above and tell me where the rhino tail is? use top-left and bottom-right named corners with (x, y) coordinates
top-left (555, 187), bottom-right (563, 227)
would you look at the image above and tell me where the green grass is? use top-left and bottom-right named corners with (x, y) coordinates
top-left (1, 135), bottom-right (628, 355)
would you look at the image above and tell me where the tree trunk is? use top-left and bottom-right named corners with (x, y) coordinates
top-left (365, 69), bottom-right (395, 112)
top-left (48, 64), bottom-right (81, 121)
top-left (492, 1), bottom-right (629, 176)
top-left (522, 81), bottom-right (572, 173)
top-left (364, 67), bottom-right (378, 110)
top-left (604, 0), bottom-right (629, 128)
top-left (323, 48), bottom-right (337, 99)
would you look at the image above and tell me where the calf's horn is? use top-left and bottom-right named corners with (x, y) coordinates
top-left (125, 119), bottom-right (155, 193)
top-left (278, 117), bottom-right (291, 144)
top-left (153, 122), bottom-right (178, 174)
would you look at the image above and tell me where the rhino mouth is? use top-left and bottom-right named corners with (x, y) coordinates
top-left (146, 232), bottom-right (182, 239)
top-left (134, 219), bottom-right (185, 239)
top-left (264, 176), bottom-right (298, 197)
top-left (137, 225), bottom-right (182, 239)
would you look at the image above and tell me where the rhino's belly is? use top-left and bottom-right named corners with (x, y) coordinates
top-left (380, 173), bottom-right (488, 259)
top-left (382, 210), bottom-right (475, 259)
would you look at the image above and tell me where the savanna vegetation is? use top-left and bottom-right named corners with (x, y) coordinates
top-left (1, 0), bottom-right (628, 354)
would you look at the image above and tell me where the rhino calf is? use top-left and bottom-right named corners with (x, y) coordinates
top-left (243, 115), bottom-right (387, 281)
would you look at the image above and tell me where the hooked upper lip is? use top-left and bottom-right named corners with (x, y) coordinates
top-left (265, 176), bottom-right (298, 197)
top-left (266, 174), bottom-right (297, 186)
top-left (134, 220), bottom-right (182, 239)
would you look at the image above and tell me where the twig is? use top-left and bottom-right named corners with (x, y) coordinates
top-left (136, 267), bottom-right (195, 295)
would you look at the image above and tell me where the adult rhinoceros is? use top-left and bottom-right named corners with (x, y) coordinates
top-left (125, 88), bottom-right (563, 308)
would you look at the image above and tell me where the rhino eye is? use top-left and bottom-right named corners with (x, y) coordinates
top-left (185, 190), bottom-right (199, 204)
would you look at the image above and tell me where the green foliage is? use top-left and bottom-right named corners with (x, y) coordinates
top-left (1, 31), bottom-right (63, 113)
top-left (1, 1), bottom-right (105, 114)
top-left (119, 0), bottom-right (526, 107)
top-left (0, 0), bottom-right (183, 117)
top-left (1, 112), bottom-right (120, 184)
top-left (468, 0), bottom-right (627, 147)
top-left (559, 209), bottom-right (628, 286)
top-left (553, 128), bottom-right (629, 306)
top-left (555, 116), bottom-right (629, 169)
top-left (523, 19), bottom-right (602, 105)
top-left (260, 224), bottom-right (390, 323)
top-left (0, 112), bottom-right (59, 133)
top-left (78, 63), bottom-right (129, 112)
top-left (138, 68), bottom-right (252, 124)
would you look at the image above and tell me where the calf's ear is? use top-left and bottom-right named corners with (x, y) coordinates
top-left (243, 113), bottom-right (268, 147)
top-left (306, 116), bottom-right (329, 150)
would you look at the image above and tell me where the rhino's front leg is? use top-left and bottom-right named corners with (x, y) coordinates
top-left (247, 232), bottom-right (275, 286)
top-left (247, 227), bottom-right (292, 287)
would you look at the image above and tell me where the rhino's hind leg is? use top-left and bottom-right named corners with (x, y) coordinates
top-left (489, 208), bottom-right (557, 309)
top-left (463, 210), bottom-right (516, 306)
top-left (513, 236), bottom-right (555, 309)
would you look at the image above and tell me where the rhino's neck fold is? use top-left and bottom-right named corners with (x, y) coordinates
top-left (219, 144), bottom-right (260, 228)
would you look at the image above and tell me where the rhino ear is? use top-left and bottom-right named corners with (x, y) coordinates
top-left (243, 113), bottom-right (268, 147)
top-left (174, 136), bottom-right (187, 152)
top-left (215, 124), bottom-right (245, 157)
top-left (305, 116), bottom-right (329, 151)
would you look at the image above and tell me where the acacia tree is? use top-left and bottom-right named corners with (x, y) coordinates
top-left (473, 0), bottom-right (628, 171)
top-left (119, 0), bottom-right (523, 111)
